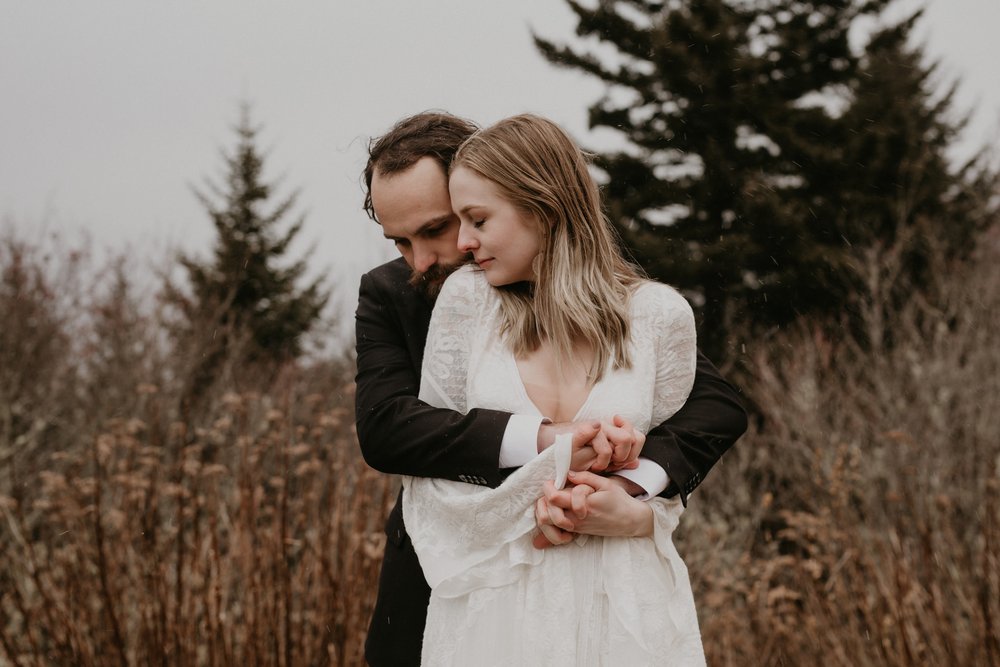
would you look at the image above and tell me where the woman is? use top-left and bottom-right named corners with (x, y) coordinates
top-left (402, 114), bottom-right (704, 666)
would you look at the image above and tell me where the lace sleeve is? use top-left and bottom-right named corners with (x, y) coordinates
top-left (642, 282), bottom-right (698, 426)
top-left (418, 265), bottom-right (485, 414)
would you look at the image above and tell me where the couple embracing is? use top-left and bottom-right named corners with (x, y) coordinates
top-left (355, 112), bottom-right (747, 666)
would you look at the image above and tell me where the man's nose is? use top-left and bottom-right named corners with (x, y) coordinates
top-left (413, 245), bottom-right (437, 273)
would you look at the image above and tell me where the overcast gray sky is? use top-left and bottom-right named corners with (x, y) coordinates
top-left (2, 0), bottom-right (997, 342)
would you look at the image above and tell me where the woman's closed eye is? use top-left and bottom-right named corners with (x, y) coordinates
top-left (473, 219), bottom-right (486, 229)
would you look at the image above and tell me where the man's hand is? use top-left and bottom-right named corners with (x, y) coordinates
top-left (537, 421), bottom-right (613, 472)
top-left (537, 415), bottom-right (646, 474)
top-left (603, 415), bottom-right (646, 470)
top-left (532, 471), bottom-right (654, 549)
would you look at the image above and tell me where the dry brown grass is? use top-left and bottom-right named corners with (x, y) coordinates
top-left (1, 383), bottom-right (396, 666)
top-left (0, 231), bottom-right (396, 665)
top-left (682, 246), bottom-right (1000, 665)
top-left (2, 227), bottom-right (998, 665)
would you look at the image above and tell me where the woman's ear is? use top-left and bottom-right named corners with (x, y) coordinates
top-left (537, 211), bottom-right (555, 237)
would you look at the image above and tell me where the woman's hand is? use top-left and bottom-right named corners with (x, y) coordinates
top-left (532, 471), bottom-right (654, 549)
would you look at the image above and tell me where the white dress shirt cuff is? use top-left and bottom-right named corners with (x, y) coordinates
top-left (614, 458), bottom-right (669, 500)
top-left (499, 414), bottom-right (545, 468)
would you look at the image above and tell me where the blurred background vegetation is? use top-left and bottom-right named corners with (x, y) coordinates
top-left (2, 1), bottom-right (998, 665)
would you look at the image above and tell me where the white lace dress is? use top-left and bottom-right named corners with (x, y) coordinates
top-left (402, 265), bottom-right (705, 666)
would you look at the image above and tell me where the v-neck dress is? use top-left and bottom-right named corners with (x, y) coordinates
top-left (402, 265), bottom-right (705, 666)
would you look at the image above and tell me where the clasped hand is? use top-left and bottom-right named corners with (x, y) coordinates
top-left (536, 414), bottom-right (646, 474)
top-left (533, 416), bottom-right (653, 549)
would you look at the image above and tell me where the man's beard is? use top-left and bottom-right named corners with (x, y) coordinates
top-left (407, 257), bottom-right (470, 298)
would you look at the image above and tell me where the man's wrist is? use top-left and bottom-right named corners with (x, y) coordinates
top-left (535, 418), bottom-right (555, 453)
top-left (500, 415), bottom-right (546, 468)
top-left (608, 475), bottom-right (646, 497)
top-left (614, 458), bottom-right (669, 499)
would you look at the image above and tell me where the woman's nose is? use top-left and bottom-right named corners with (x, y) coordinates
top-left (457, 225), bottom-right (478, 253)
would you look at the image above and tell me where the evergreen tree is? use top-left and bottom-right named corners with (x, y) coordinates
top-left (833, 11), bottom-right (993, 312)
top-left (535, 0), bottom-right (990, 360)
top-left (169, 107), bottom-right (327, 400)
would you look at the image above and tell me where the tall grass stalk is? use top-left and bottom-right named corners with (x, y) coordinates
top-left (2, 226), bottom-right (998, 665)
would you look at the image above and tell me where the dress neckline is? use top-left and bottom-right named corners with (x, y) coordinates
top-left (506, 349), bottom-right (600, 422)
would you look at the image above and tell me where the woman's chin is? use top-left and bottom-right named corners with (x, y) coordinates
top-left (479, 263), bottom-right (536, 288)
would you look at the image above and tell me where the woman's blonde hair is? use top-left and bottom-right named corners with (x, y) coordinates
top-left (452, 114), bottom-right (642, 380)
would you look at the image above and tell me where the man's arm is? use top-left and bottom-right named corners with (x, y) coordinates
top-left (356, 267), bottom-right (618, 485)
top-left (633, 351), bottom-right (748, 504)
top-left (355, 268), bottom-right (510, 486)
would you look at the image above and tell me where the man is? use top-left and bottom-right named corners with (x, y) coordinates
top-left (355, 111), bottom-right (747, 666)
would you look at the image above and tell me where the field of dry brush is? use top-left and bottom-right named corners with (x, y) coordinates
top-left (2, 231), bottom-right (997, 666)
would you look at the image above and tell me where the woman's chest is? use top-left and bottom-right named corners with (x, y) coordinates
top-left (514, 344), bottom-right (594, 423)
top-left (466, 331), bottom-right (657, 431)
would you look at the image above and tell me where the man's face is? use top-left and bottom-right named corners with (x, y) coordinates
top-left (371, 156), bottom-right (466, 295)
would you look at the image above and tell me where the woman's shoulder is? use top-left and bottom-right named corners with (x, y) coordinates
top-left (631, 279), bottom-right (693, 318)
top-left (435, 263), bottom-right (492, 311)
top-left (439, 262), bottom-right (488, 292)
top-left (629, 280), bottom-right (697, 349)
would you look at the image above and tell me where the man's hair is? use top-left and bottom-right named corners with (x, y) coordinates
top-left (363, 111), bottom-right (478, 222)
top-left (452, 114), bottom-right (642, 381)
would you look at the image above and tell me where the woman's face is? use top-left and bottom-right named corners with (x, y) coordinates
top-left (449, 166), bottom-right (543, 286)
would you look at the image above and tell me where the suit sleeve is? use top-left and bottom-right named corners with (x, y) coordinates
top-left (354, 270), bottom-right (511, 487)
top-left (641, 350), bottom-right (748, 504)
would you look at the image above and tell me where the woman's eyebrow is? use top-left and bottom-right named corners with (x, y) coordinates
top-left (457, 204), bottom-right (483, 216)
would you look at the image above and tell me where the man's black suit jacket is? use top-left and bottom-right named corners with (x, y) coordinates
top-left (355, 257), bottom-right (747, 666)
